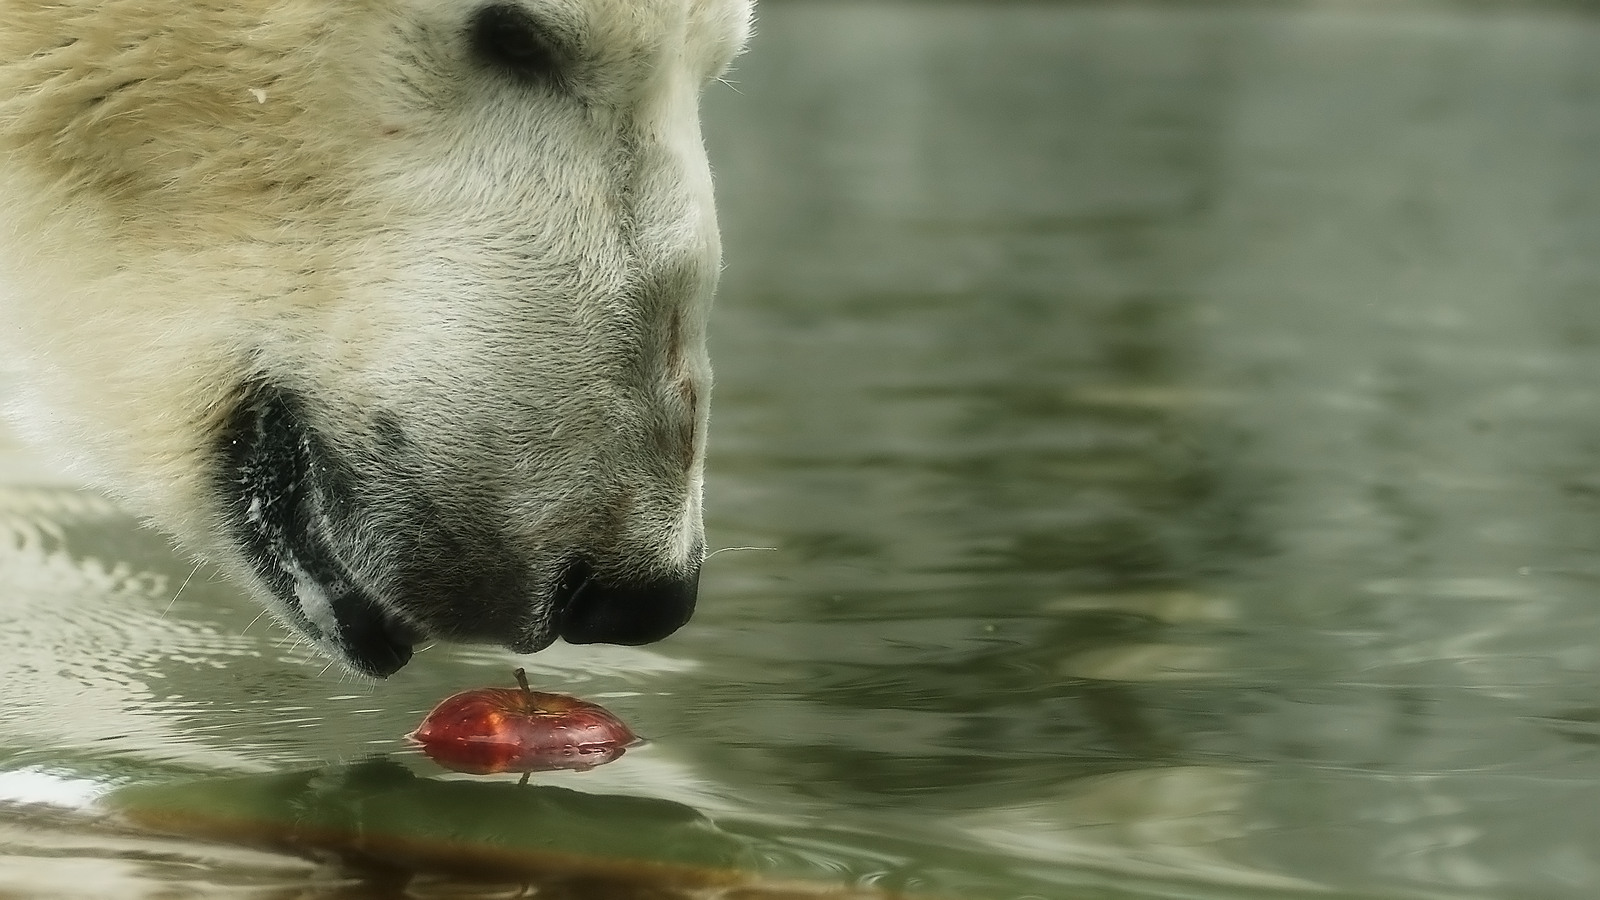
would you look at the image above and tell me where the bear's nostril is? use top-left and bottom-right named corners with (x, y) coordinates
top-left (558, 563), bottom-right (699, 646)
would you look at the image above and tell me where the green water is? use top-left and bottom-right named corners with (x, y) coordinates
top-left (6, 2), bottom-right (1600, 898)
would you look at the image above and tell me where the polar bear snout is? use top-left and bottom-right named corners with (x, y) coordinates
top-left (217, 383), bottom-right (704, 677)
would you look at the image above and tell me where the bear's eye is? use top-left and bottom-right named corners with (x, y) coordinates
top-left (468, 3), bottom-right (565, 87)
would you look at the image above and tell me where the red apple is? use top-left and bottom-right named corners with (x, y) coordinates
top-left (408, 669), bottom-right (639, 775)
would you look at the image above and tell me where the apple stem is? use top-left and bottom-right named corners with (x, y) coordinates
top-left (514, 667), bottom-right (532, 695)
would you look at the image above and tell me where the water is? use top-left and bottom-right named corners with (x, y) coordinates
top-left (5, 2), bottom-right (1600, 898)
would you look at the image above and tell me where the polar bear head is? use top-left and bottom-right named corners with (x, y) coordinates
top-left (0, 0), bottom-right (753, 676)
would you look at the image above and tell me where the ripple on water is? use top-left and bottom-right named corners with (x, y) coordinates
top-left (0, 491), bottom-right (274, 771)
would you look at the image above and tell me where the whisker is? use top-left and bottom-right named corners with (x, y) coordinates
top-left (241, 607), bottom-right (270, 636)
top-left (160, 561), bottom-right (204, 618)
top-left (704, 545), bottom-right (778, 561)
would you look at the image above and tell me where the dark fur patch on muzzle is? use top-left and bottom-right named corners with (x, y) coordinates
top-left (216, 383), bottom-right (415, 677)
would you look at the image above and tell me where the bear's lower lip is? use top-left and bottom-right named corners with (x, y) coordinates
top-left (340, 612), bottom-right (416, 677)
top-left (336, 604), bottom-right (426, 678)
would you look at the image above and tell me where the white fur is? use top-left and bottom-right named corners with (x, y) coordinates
top-left (0, 0), bottom-right (752, 663)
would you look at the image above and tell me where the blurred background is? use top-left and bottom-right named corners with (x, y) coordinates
top-left (6, 1), bottom-right (1600, 898)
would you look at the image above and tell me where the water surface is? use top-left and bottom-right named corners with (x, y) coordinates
top-left (6, 3), bottom-right (1600, 898)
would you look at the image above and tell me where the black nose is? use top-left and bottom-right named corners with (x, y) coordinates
top-left (558, 563), bottom-right (699, 645)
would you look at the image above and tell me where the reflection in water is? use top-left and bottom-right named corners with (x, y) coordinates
top-left (113, 760), bottom-right (765, 891)
top-left (4, 2), bottom-right (1600, 899)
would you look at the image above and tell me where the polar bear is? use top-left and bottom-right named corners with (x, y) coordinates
top-left (0, 0), bottom-right (753, 676)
